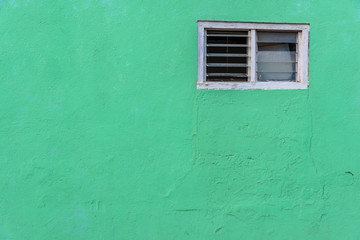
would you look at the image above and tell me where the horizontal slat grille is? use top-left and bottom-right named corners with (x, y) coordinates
top-left (206, 30), bottom-right (250, 82)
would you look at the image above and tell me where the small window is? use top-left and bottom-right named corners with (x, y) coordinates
top-left (197, 21), bottom-right (309, 90)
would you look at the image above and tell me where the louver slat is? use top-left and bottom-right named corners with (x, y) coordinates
top-left (206, 30), bottom-right (250, 82)
top-left (207, 34), bottom-right (249, 37)
top-left (207, 63), bottom-right (248, 67)
top-left (207, 44), bottom-right (249, 47)
top-left (207, 53), bottom-right (248, 57)
top-left (207, 73), bottom-right (248, 77)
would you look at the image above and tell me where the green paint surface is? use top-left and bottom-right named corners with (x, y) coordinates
top-left (1, 0), bottom-right (360, 239)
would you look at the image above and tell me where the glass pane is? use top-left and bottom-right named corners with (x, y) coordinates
top-left (257, 62), bottom-right (296, 72)
top-left (256, 32), bottom-right (297, 82)
top-left (257, 51), bottom-right (296, 62)
top-left (258, 72), bottom-right (296, 81)
top-left (257, 32), bottom-right (297, 43)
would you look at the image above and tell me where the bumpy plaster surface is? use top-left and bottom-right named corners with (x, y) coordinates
top-left (1, 0), bottom-right (360, 239)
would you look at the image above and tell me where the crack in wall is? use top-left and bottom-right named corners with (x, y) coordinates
top-left (307, 90), bottom-right (318, 175)
top-left (192, 92), bottom-right (200, 167)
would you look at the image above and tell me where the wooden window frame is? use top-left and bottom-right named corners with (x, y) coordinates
top-left (197, 21), bottom-right (310, 90)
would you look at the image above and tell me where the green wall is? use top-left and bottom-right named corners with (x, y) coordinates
top-left (1, 0), bottom-right (360, 239)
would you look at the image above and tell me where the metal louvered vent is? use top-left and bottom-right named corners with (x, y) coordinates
top-left (206, 30), bottom-right (250, 82)
top-left (197, 21), bottom-right (309, 90)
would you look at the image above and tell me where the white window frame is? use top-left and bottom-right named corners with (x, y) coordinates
top-left (197, 21), bottom-right (310, 90)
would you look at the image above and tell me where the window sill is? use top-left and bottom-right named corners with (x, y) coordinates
top-left (197, 81), bottom-right (308, 90)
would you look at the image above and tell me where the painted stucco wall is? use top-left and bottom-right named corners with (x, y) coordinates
top-left (1, 0), bottom-right (360, 239)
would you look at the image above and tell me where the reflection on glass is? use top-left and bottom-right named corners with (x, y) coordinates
top-left (257, 32), bottom-right (297, 82)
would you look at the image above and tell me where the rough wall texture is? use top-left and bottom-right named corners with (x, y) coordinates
top-left (1, 0), bottom-right (360, 239)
